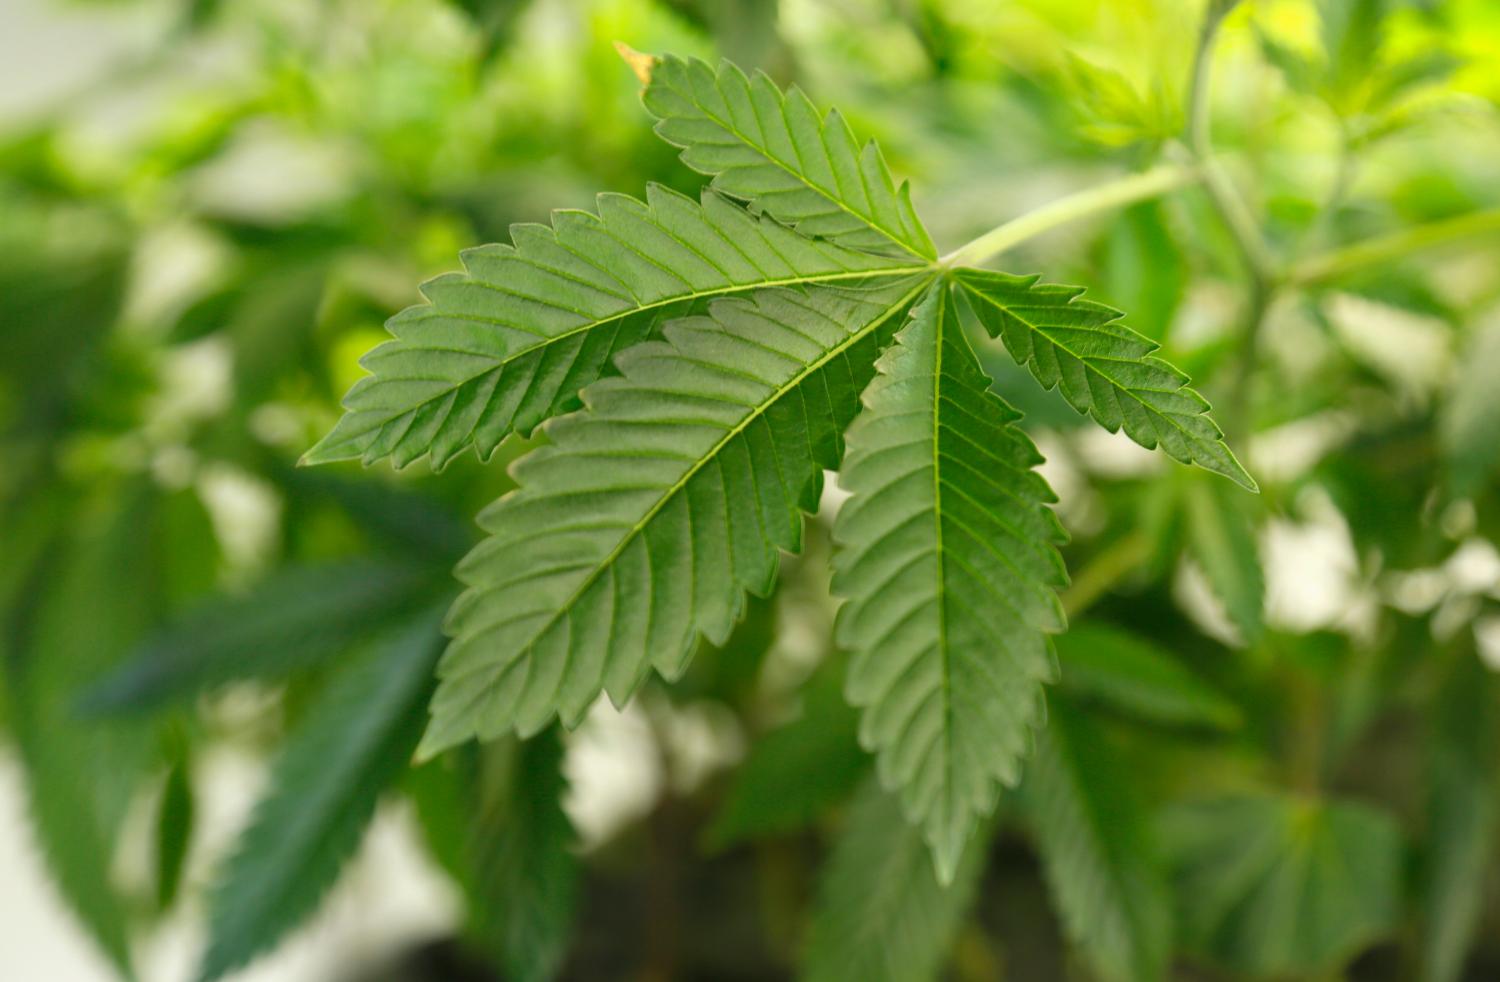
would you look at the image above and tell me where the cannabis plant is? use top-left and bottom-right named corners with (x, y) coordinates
top-left (8, 1), bottom-right (1500, 980)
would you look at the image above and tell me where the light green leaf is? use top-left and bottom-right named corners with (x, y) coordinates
top-left (707, 657), bottom-right (867, 849)
top-left (1420, 653), bottom-right (1500, 982)
top-left (1021, 697), bottom-right (1172, 982)
top-left (79, 560), bottom-right (440, 714)
top-left (832, 283), bottom-right (1067, 880)
top-left (1056, 623), bottom-right (1241, 731)
top-left (463, 730), bottom-right (578, 982)
top-left (1159, 790), bottom-right (1401, 977)
top-left (1441, 312), bottom-right (1500, 498)
top-left (639, 53), bottom-right (937, 260)
top-left (803, 778), bottom-right (988, 982)
top-left (305, 185), bottom-right (918, 470)
top-left (1184, 477), bottom-right (1264, 644)
top-left (197, 612), bottom-right (444, 982)
top-left (421, 274), bottom-right (934, 756)
top-left (953, 268), bottom-right (1256, 491)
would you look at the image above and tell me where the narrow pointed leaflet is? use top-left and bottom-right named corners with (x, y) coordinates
top-left (638, 53), bottom-right (937, 260)
top-left (305, 185), bottom-right (922, 470)
top-left (832, 283), bottom-right (1068, 880)
top-left (953, 268), bottom-right (1255, 491)
top-left (420, 274), bottom-right (934, 756)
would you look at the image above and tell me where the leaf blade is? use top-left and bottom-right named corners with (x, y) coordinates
top-left (197, 612), bottom-right (444, 982)
top-left (832, 282), bottom-right (1067, 879)
top-left (803, 778), bottom-right (988, 982)
top-left (954, 268), bottom-right (1256, 491)
top-left (422, 274), bottom-right (934, 755)
top-left (640, 54), bottom-right (937, 260)
top-left (305, 186), bottom-right (920, 470)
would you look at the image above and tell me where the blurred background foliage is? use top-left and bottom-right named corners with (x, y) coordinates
top-left (3, 0), bottom-right (1500, 979)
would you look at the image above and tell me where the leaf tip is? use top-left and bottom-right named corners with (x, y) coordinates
top-left (614, 42), bottom-right (658, 85)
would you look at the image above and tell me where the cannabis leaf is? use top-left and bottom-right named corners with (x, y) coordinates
top-left (419, 275), bottom-right (932, 756)
top-left (462, 731), bottom-right (578, 982)
top-left (1021, 697), bottom-right (1172, 982)
top-left (305, 186), bottom-right (918, 470)
top-left (304, 46), bottom-right (1256, 879)
top-left (1421, 654), bottom-right (1499, 982)
top-left (79, 559), bottom-right (439, 714)
top-left (198, 612), bottom-right (444, 981)
top-left (1159, 791), bottom-right (1401, 977)
top-left (954, 268), bottom-right (1255, 490)
top-left (803, 779), bottom-right (989, 982)
top-left (832, 283), bottom-right (1067, 880)
top-left (638, 52), bottom-right (937, 259)
top-left (1056, 623), bottom-right (1240, 731)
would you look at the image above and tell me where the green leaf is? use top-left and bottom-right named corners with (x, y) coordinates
top-left (1021, 697), bottom-right (1173, 982)
top-left (79, 559), bottom-right (440, 714)
top-left (1441, 312), bottom-right (1500, 498)
top-left (462, 730), bottom-right (578, 982)
top-left (422, 274), bottom-right (933, 756)
top-left (832, 283), bottom-right (1067, 880)
top-left (197, 612), bottom-right (444, 982)
top-left (1420, 653), bottom-right (1500, 982)
top-left (638, 53), bottom-right (937, 260)
top-left (155, 751), bottom-right (195, 913)
top-left (1183, 477), bottom-right (1264, 644)
top-left (707, 656), bottom-right (867, 849)
top-left (803, 778), bottom-right (988, 982)
top-left (304, 185), bottom-right (919, 470)
top-left (1056, 623), bottom-right (1241, 731)
top-left (1158, 791), bottom-right (1401, 977)
top-left (5, 491), bottom-right (158, 979)
top-left (953, 268), bottom-right (1256, 491)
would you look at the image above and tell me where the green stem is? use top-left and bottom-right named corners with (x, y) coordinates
top-left (1287, 207), bottom-right (1500, 287)
top-left (1060, 531), bottom-right (1152, 621)
top-left (1184, 0), bottom-right (1276, 442)
top-left (939, 163), bottom-right (1200, 268)
top-left (1185, 0), bottom-right (1276, 284)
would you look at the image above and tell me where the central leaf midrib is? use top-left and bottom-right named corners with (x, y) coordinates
top-left (514, 274), bottom-right (935, 665)
top-left (926, 286), bottom-right (956, 832)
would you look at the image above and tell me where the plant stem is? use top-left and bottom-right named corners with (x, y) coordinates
top-left (940, 163), bottom-right (1200, 268)
top-left (1288, 207), bottom-right (1500, 287)
top-left (1060, 531), bottom-right (1152, 621)
top-left (1185, 0), bottom-right (1276, 441)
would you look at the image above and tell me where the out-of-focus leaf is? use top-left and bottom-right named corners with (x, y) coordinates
top-left (5, 489), bottom-right (160, 978)
top-left (1021, 697), bottom-right (1172, 982)
top-left (279, 465), bottom-right (473, 562)
top-left (80, 559), bottom-right (441, 714)
top-left (1441, 312), bottom-right (1500, 498)
top-left (461, 730), bottom-right (578, 982)
top-left (1100, 201), bottom-right (1185, 343)
top-left (707, 658), bottom-right (866, 849)
top-left (1056, 623), bottom-right (1240, 731)
top-left (1065, 54), bottom-right (1179, 147)
top-left (1184, 477), bottom-right (1264, 643)
top-left (803, 778), bottom-right (988, 982)
top-left (1159, 791), bottom-right (1401, 976)
top-left (156, 750), bottom-right (196, 913)
top-left (1419, 653), bottom-right (1500, 982)
top-left (197, 611), bottom-right (444, 981)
